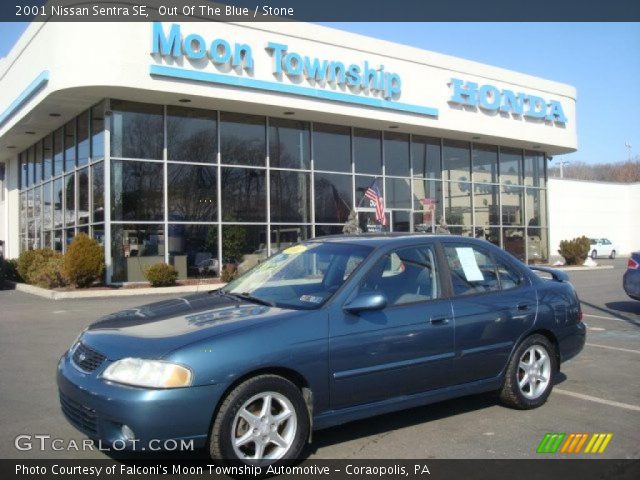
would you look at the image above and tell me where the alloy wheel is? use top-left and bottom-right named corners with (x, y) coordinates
top-left (517, 345), bottom-right (551, 400)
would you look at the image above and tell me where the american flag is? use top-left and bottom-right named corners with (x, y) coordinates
top-left (364, 179), bottom-right (386, 226)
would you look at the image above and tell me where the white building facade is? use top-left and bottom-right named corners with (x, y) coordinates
top-left (0, 21), bottom-right (577, 282)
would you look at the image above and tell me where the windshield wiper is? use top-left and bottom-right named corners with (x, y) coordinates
top-left (219, 290), bottom-right (275, 307)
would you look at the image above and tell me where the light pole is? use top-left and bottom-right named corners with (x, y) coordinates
top-left (625, 141), bottom-right (632, 162)
top-left (557, 160), bottom-right (571, 179)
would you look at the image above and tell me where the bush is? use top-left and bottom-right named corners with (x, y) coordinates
top-left (29, 255), bottom-right (67, 289)
top-left (0, 258), bottom-right (20, 284)
top-left (558, 236), bottom-right (591, 265)
top-left (17, 249), bottom-right (61, 285)
top-left (220, 264), bottom-right (238, 283)
top-left (64, 233), bottom-right (105, 288)
top-left (144, 263), bottom-right (178, 287)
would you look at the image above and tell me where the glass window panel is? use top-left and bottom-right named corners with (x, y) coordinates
top-left (92, 162), bottom-right (104, 223)
top-left (220, 167), bottom-right (266, 222)
top-left (500, 147), bottom-right (523, 185)
top-left (314, 225), bottom-right (344, 237)
top-left (527, 228), bottom-right (548, 264)
top-left (65, 173), bottom-right (75, 227)
top-left (43, 135), bottom-right (52, 181)
top-left (78, 225), bottom-right (89, 236)
top-left (34, 141), bottom-right (43, 184)
top-left (385, 177), bottom-right (411, 209)
top-left (269, 118), bottom-right (310, 169)
top-left (472, 144), bottom-right (498, 183)
top-left (270, 225), bottom-right (312, 253)
top-left (501, 185), bottom-right (524, 226)
top-left (43, 181), bottom-right (52, 231)
top-left (384, 132), bottom-right (409, 177)
top-left (526, 187), bottom-right (546, 228)
top-left (33, 186), bottom-right (41, 247)
top-left (111, 224), bottom-right (165, 282)
top-left (78, 168), bottom-right (89, 225)
top-left (411, 135), bottom-right (441, 179)
top-left (53, 178), bottom-right (63, 228)
top-left (443, 140), bottom-right (470, 182)
top-left (65, 228), bottom-right (75, 248)
top-left (444, 181), bottom-right (472, 227)
top-left (20, 152), bottom-right (28, 189)
top-left (43, 231), bottom-right (52, 250)
top-left (64, 120), bottom-right (76, 171)
top-left (391, 211), bottom-right (410, 232)
top-left (222, 225), bottom-right (267, 274)
top-left (53, 128), bottom-right (64, 176)
top-left (91, 101), bottom-right (105, 159)
top-left (524, 150), bottom-right (546, 188)
top-left (475, 226), bottom-right (501, 248)
top-left (168, 224), bottom-right (219, 279)
top-left (474, 183), bottom-right (500, 227)
top-left (412, 178), bottom-right (442, 213)
top-left (359, 211), bottom-right (390, 233)
top-left (53, 230), bottom-right (63, 252)
top-left (111, 160), bottom-right (164, 221)
top-left (503, 227), bottom-right (525, 261)
top-left (27, 146), bottom-right (35, 187)
top-left (313, 123), bottom-right (351, 172)
top-left (220, 112), bottom-right (265, 166)
top-left (92, 224), bottom-right (105, 246)
top-left (77, 110), bottom-right (90, 166)
top-left (110, 100), bottom-right (163, 159)
top-left (167, 164), bottom-right (217, 221)
top-left (353, 128), bottom-right (381, 175)
top-left (167, 106), bottom-right (217, 163)
top-left (315, 173), bottom-right (352, 223)
top-left (354, 175), bottom-right (378, 208)
top-left (270, 170), bottom-right (310, 223)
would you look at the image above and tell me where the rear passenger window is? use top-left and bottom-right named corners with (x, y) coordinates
top-left (444, 245), bottom-right (499, 296)
top-left (358, 246), bottom-right (440, 305)
top-left (496, 260), bottom-right (522, 290)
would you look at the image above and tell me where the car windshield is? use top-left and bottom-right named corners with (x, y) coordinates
top-left (221, 242), bottom-right (373, 310)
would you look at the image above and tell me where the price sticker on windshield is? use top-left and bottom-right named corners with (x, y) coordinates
top-left (283, 245), bottom-right (307, 255)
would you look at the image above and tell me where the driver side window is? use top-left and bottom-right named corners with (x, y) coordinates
top-left (358, 245), bottom-right (440, 306)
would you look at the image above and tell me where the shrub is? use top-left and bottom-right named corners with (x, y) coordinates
top-left (220, 264), bottom-right (238, 283)
top-left (0, 258), bottom-right (20, 284)
top-left (144, 263), bottom-right (178, 287)
top-left (558, 236), bottom-right (591, 265)
top-left (63, 233), bottom-right (105, 288)
top-left (17, 249), bottom-right (61, 285)
top-left (29, 255), bottom-right (67, 289)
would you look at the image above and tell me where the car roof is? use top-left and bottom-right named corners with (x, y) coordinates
top-left (307, 233), bottom-right (493, 249)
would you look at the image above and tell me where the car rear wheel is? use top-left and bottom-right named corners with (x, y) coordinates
top-left (610, 250), bottom-right (616, 259)
top-left (591, 250), bottom-right (598, 259)
top-left (209, 375), bottom-right (309, 466)
top-left (499, 334), bottom-right (557, 409)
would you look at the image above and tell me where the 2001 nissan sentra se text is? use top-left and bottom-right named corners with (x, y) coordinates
top-left (58, 235), bottom-right (585, 466)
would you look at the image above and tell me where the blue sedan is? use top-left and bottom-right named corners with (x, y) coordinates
top-left (58, 235), bottom-right (585, 465)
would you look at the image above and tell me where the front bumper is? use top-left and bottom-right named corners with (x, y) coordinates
top-left (57, 351), bottom-right (224, 451)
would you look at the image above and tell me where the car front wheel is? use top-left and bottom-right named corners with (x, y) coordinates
top-left (591, 250), bottom-right (598, 259)
top-left (209, 375), bottom-right (309, 466)
top-left (500, 334), bottom-right (557, 409)
top-left (610, 250), bottom-right (616, 259)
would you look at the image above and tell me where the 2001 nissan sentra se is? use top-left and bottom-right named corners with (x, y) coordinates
top-left (58, 234), bottom-right (585, 466)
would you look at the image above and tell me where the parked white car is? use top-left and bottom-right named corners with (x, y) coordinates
top-left (589, 238), bottom-right (617, 259)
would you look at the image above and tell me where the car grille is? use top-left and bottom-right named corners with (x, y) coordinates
top-left (59, 392), bottom-right (97, 434)
top-left (71, 342), bottom-right (106, 372)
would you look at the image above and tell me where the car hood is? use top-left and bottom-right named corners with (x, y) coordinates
top-left (79, 292), bottom-right (296, 360)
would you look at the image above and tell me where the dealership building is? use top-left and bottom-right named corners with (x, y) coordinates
top-left (0, 21), bottom-right (577, 283)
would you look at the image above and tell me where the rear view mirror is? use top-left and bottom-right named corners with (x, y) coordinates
top-left (343, 293), bottom-right (387, 314)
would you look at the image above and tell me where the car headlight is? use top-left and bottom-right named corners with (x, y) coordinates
top-left (102, 358), bottom-right (192, 389)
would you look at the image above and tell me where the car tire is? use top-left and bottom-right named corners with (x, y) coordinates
top-left (499, 334), bottom-right (557, 410)
top-left (591, 250), bottom-right (597, 260)
top-left (209, 375), bottom-right (309, 467)
top-left (610, 250), bottom-right (616, 259)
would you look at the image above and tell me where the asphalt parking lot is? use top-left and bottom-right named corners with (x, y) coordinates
top-left (0, 258), bottom-right (638, 460)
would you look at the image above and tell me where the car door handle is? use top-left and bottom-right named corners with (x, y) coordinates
top-left (430, 316), bottom-right (450, 325)
top-left (516, 303), bottom-right (530, 311)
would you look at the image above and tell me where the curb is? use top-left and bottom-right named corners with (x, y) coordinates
top-left (7, 281), bottom-right (225, 300)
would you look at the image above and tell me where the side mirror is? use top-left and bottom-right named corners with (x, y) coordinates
top-left (343, 292), bottom-right (387, 315)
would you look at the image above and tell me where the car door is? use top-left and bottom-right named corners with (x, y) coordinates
top-left (442, 241), bottom-right (537, 384)
top-left (329, 243), bottom-right (455, 410)
top-left (601, 239), bottom-right (612, 257)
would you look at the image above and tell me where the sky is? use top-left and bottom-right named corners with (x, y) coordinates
top-left (1, 22), bottom-right (639, 166)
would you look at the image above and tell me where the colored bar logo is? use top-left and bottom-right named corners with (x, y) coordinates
top-left (537, 433), bottom-right (613, 454)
